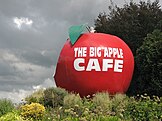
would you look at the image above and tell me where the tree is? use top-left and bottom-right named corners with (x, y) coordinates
top-left (94, 0), bottom-right (162, 96)
top-left (95, 0), bottom-right (162, 55)
top-left (136, 30), bottom-right (162, 96)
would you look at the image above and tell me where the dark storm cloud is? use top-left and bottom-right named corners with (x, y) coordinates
top-left (0, 49), bottom-right (54, 96)
top-left (0, 61), bottom-right (14, 76)
top-left (21, 49), bottom-right (55, 68)
top-left (0, 0), bottom-right (29, 16)
top-left (28, 0), bottom-right (109, 24)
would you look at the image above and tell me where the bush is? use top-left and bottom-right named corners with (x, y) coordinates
top-left (124, 94), bottom-right (162, 121)
top-left (63, 93), bottom-right (83, 108)
top-left (0, 99), bottom-right (14, 117)
top-left (20, 102), bottom-right (45, 120)
top-left (17, 90), bottom-right (162, 121)
top-left (97, 116), bottom-right (120, 121)
top-left (62, 93), bottom-right (121, 121)
top-left (25, 88), bottom-right (44, 104)
top-left (111, 93), bottom-right (128, 117)
top-left (44, 87), bottom-right (68, 108)
top-left (92, 92), bottom-right (112, 113)
top-left (0, 111), bottom-right (23, 121)
top-left (136, 30), bottom-right (162, 96)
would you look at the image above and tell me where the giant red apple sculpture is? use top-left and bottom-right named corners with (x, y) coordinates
top-left (54, 33), bottom-right (134, 96)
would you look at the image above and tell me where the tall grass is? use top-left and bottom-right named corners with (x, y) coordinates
top-left (0, 99), bottom-right (14, 117)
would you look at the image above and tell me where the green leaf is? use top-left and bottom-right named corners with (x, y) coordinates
top-left (68, 24), bottom-right (87, 45)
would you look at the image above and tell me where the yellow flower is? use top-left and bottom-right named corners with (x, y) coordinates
top-left (20, 103), bottom-right (45, 120)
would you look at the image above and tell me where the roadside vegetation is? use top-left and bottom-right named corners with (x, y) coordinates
top-left (0, 87), bottom-right (162, 121)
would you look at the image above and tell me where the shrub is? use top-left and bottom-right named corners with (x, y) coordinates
top-left (124, 94), bottom-right (162, 121)
top-left (0, 111), bottom-right (23, 121)
top-left (20, 102), bottom-right (45, 120)
top-left (44, 87), bottom-right (68, 108)
top-left (92, 92), bottom-right (112, 113)
top-left (63, 93), bottom-right (83, 108)
top-left (25, 88), bottom-right (44, 104)
top-left (96, 116), bottom-right (120, 121)
top-left (63, 92), bottom-right (112, 120)
top-left (0, 99), bottom-right (14, 117)
top-left (111, 93), bottom-right (128, 117)
top-left (136, 30), bottom-right (162, 96)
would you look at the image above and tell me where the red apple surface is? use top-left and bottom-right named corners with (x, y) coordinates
top-left (54, 33), bottom-right (134, 96)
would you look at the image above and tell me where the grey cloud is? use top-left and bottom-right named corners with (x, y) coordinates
top-left (0, 60), bottom-right (15, 76)
top-left (0, 78), bottom-right (55, 103)
top-left (28, 0), bottom-right (109, 25)
top-left (0, 49), bottom-right (54, 93)
top-left (0, 0), bottom-right (30, 17)
top-left (0, 90), bottom-right (32, 103)
top-left (21, 50), bottom-right (54, 68)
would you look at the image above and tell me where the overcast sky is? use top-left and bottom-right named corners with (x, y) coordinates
top-left (0, 0), bottom-right (161, 103)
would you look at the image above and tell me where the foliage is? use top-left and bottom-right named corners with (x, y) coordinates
top-left (39, 91), bottom-right (122, 121)
top-left (1, 89), bottom-right (162, 121)
top-left (0, 111), bottom-right (24, 121)
top-left (94, 0), bottom-right (162, 96)
top-left (20, 102), bottom-right (45, 120)
top-left (124, 94), bottom-right (162, 121)
top-left (95, 0), bottom-right (162, 55)
top-left (111, 93), bottom-right (128, 118)
top-left (63, 93), bottom-right (83, 108)
top-left (25, 88), bottom-right (45, 104)
top-left (43, 87), bottom-right (68, 108)
top-left (136, 30), bottom-right (162, 96)
top-left (92, 92), bottom-right (112, 113)
top-left (0, 99), bottom-right (14, 117)
top-left (41, 91), bottom-right (162, 121)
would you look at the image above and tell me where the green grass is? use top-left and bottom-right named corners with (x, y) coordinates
top-left (0, 99), bottom-right (14, 117)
